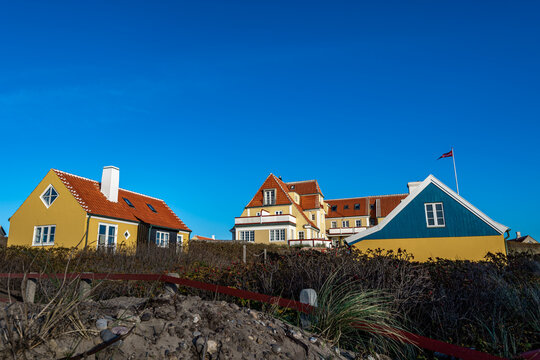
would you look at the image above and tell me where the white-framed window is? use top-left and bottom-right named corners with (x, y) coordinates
top-left (264, 189), bottom-right (276, 205)
top-left (275, 210), bottom-right (283, 215)
top-left (156, 231), bottom-right (170, 247)
top-left (33, 225), bottom-right (56, 246)
top-left (355, 220), bottom-right (362, 227)
top-left (425, 203), bottom-right (445, 227)
top-left (124, 230), bottom-right (131, 239)
top-left (239, 230), bottom-right (254, 242)
top-left (269, 229), bottom-right (286, 242)
top-left (298, 231), bottom-right (305, 240)
top-left (177, 234), bottom-right (183, 246)
top-left (331, 221), bottom-right (337, 228)
top-left (97, 223), bottom-right (117, 249)
top-left (342, 220), bottom-right (350, 228)
top-left (40, 185), bottom-right (58, 208)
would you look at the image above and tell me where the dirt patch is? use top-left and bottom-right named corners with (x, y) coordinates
top-left (5, 295), bottom-right (358, 359)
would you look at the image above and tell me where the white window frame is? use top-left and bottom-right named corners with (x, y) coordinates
top-left (425, 202), bottom-right (445, 228)
top-left (32, 225), bottom-right (56, 246)
top-left (269, 228), bottom-right (286, 242)
top-left (40, 184), bottom-right (59, 208)
top-left (298, 231), bottom-right (305, 240)
top-left (156, 231), bottom-right (170, 248)
top-left (331, 221), bottom-right (337, 228)
top-left (124, 230), bottom-right (131, 239)
top-left (177, 234), bottom-right (183, 247)
top-left (263, 189), bottom-right (276, 206)
top-left (342, 220), bottom-right (350, 228)
top-left (355, 219), bottom-right (362, 227)
top-left (239, 230), bottom-right (254, 242)
top-left (97, 223), bottom-right (118, 250)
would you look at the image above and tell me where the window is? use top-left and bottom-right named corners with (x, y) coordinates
top-left (97, 224), bottom-right (117, 249)
top-left (425, 203), bottom-right (445, 227)
top-left (156, 231), bottom-right (170, 247)
top-left (275, 210), bottom-right (283, 215)
top-left (33, 225), bottom-right (56, 246)
top-left (369, 218), bottom-right (376, 226)
top-left (40, 185), bottom-right (58, 208)
top-left (331, 205), bottom-right (337, 211)
top-left (344, 205), bottom-right (349, 210)
top-left (239, 230), bottom-right (254, 242)
top-left (269, 229), bottom-right (286, 242)
top-left (124, 230), bottom-right (131, 239)
top-left (298, 231), bottom-right (305, 239)
top-left (256, 212), bottom-right (261, 216)
top-left (331, 221), bottom-right (337, 228)
top-left (354, 204), bottom-right (360, 210)
top-left (147, 203), bottom-right (157, 212)
top-left (264, 189), bottom-right (276, 205)
top-left (342, 220), bottom-right (349, 228)
top-left (311, 214), bottom-right (316, 220)
top-left (123, 197), bottom-right (135, 207)
top-left (290, 185), bottom-right (295, 190)
top-left (356, 220), bottom-right (362, 227)
top-left (177, 234), bottom-right (183, 246)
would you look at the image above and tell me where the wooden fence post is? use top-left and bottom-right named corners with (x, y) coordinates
top-left (263, 249), bottom-right (267, 264)
top-left (243, 244), bottom-right (246, 264)
top-left (164, 272), bottom-right (180, 296)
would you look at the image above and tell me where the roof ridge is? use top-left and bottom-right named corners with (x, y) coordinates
top-left (285, 179), bottom-right (318, 184)
top-left (327, 194), bottom-right (408, 201)
top-left (53, 169), bottom-right (164, 201)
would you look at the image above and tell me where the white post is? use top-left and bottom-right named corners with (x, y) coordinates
top-left (243, 244), bottom-right (246, 264)
top-left (452, 147), bottom-right (460, 195)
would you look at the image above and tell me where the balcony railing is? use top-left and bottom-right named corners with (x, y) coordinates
top-left (328, 227), bottom-right (367, 235)
top-left (288, 238), bottom-right (333, 248)
top-left (235, 214), bottom-right (296, 226)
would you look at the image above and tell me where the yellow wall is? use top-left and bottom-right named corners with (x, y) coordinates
top-left (86, 217), bottom-right (139, 249)
top-left (351, 235), bottom-right (506, 261)
top-left (326, 216), bottom-right (367, 228)
top-left (8, 170), bottom-right (87, 248)
top-left (178, 230), bottom-right (190, 248)
top-left (241, 205), bottom-right (292, 217)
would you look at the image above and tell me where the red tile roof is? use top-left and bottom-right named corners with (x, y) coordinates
top-left (285, 180), bottom-right (323, 196)
top-left (192, 235), bottom-right (214, 241)
top-left (326, 194), bottom-right (407, 218)
top-left (300, 194), bottom-right (321, 210)
top-left (53, 169), bottom-right (191, 232)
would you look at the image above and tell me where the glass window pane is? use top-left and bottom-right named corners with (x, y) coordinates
top-left (42, 227), bottom-right (49, 243)
top-left (428, 218), bottom-right (435, 226)
top-left (49, 227), bottom-right (55, 243)
top-left (99, 225), bottom-right (107, 235)
top-left (35, 227), bottom-right (42, 243)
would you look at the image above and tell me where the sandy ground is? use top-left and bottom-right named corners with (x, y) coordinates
top-left (5, 294), bottom-right (361, 359)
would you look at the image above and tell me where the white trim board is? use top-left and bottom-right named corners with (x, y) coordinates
top-left (345, 174), bottom-right (508, 246)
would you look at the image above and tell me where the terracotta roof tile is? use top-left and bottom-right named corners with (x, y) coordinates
top-left (285, 180), bottom-right (323, 196)
top-left (300, 194), bottom-right (321, 210)
top-left (53, 169), bottom-right (191, 232)
top-left (326, 194), bottom-right (407, 218)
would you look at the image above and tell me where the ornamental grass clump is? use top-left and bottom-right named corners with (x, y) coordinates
top-left (310, 271), bottom-right (411, 357)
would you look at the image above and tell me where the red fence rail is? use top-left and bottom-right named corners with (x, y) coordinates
top-left (0, 272), bottom-right (537, 360)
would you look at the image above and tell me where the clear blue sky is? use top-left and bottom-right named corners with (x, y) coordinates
top-left (1, 1), bottom-right (538, 240)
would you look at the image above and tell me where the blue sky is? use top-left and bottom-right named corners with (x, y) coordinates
top-left (1, 1), bottom-right (539, 240)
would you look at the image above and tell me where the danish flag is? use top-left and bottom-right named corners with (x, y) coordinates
top-left (438, 150), bottom-right (453, 160)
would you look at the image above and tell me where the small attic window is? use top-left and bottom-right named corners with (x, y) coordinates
top-left (123, 198), bottom-right (135, 208)
top-left (291, 185), bottom-right (295, 190)
top-left (147, 203), bottom-right (157, 212)
top-left (344, 205), bottom-right (349, 210)
top-left (331, 205), bottom-right (337, 211)
top-left (41, 185), bottom-right (58, 208)
top-left (354, 204), bottom-right (360, 210)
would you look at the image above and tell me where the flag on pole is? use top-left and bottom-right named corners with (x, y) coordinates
top-left (438, 150), bottom-right (453, 160)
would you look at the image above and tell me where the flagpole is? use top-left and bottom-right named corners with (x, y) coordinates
top-left (452, 147), bottom-right (459, 195)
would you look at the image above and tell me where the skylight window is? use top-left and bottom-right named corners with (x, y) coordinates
top-left (123, 197), bottom-right (135, 208)
top-left (41, 185), bottom-right (58, 208)
top-left (344, 205), bottom-right (349, 209)
top-left (147, 203), bottom-right (157, 212)
top-left (331, 205), bottom-right (337, 211)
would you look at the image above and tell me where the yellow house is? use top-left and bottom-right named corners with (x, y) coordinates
top-left (8, 166), bottom-right (191, 251)
top-left (233, 174), bottom-right (331, 247)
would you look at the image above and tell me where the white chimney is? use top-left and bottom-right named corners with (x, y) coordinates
top-left (212, 235), bottom-right (215, 240)
top-left (407, 181), bottom-right (422, 194)
top-left (516, 231), bottom-right (521, 238)
top-left (101, 166), bottom-right (119, 202)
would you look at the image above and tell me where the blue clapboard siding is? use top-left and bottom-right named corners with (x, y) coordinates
top-left (361, 183), bottom-right (500, 240)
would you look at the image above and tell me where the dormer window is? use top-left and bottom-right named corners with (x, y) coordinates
top-left (263, 189), bottom-right (276, 205)
top-left (40, 185), bottom-right (58, 208)
top-left (344, 205), bottom-right (349, 210)
top-left (290, 185), bottom-right (295, 190)
top-left (331, 205), bottom-right (337, 211)
top-left (123, 197), bottom-right (135, 208)
top-left (354, 204), bottom-right (360, 210)
top-left (147, 203), bottom-right (157, 212)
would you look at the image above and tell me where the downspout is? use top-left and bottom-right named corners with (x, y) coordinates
top-left (148, 225), bottom-right (153, 246)
top-left (85, 214), bottom-right (92, 249)
top-left (503, 229), bottom-right (511, 256)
